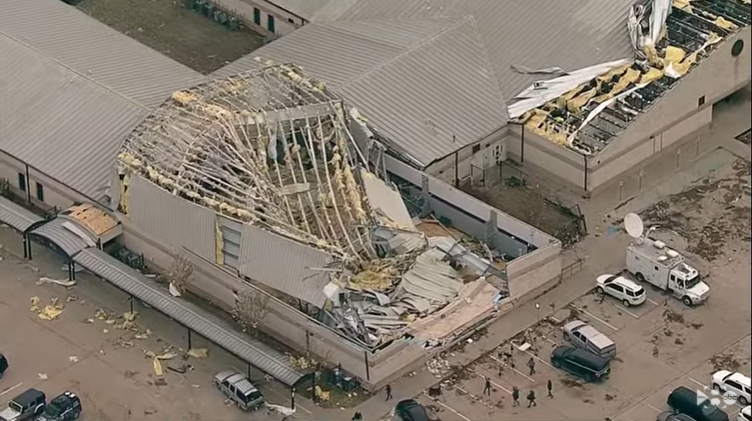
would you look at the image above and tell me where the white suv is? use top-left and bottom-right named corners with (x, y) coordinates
top-left (595, 274), bottom-right (647, 307)
top-left (739, 405), bottom-right (750, 421)
top-left (712, 370), bottom-right (751, 405)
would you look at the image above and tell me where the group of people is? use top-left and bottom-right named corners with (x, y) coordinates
top-left (484, 376), bottom-right (553, 408)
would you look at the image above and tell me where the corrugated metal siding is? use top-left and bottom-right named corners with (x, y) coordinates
top-left (72, 247), bottom-right (307, 387)
top-left (128, 175), bottom-right (217, 261)
top-left (214, 18), bottom-right (506, 166)
top-left (313, 0), bottom-right (636, 98)
top-left (212, 19), bottom-right (453, 84)
top-left (0, 36), bottom-right (145, 197)
top-left (0, 0), bottom-right (204, 108)
top-left (0, 196), bottom-right (43, 232)
top-left (30, 218), bottom-right (92, 257)
top-left (338, 17), bottom-right (506, 166)
top-left (239, 224), bottom-right (332, 308)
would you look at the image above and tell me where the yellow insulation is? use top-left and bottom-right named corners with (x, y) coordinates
top-left (597, 64), bottom-right (630, 82)
top-left (567, 88), bottom-right (597, 114)
top-left (664, 46), bottom-right (686, 64)
top-left (640, 68), bottom-right (665, 85)
top-left (556, 86), bottom-right (585, 109)
top-left (670, 51), bottom-right (699, 77)
top-left (214, 219), bottom-right (224, 265)
top-left (674, 0), bottom-right (693, 12)
top-left (715, 17), bottom-right (738, 30)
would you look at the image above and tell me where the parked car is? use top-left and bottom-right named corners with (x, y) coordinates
top-left (550, 344), bottom-right (611, 382)
top-left (739, 406), bottom-right (751, 421)
top-left (712, 370), bottom-right (751, 405)
top-left (562, 320), bottom-right (617, 359)
top-left (212, 371), bottom-right (264, 411)
top-left (596, 274), bottom-right (647, 307)
top-left (0, 353), bottom-right (7, 380)
top-left (0, 389), bottom-right (46, 421)
top-left (667, 386), bottom-right (729, 421)
top-left (658, 411), bottom-right (698, 421)
top-left (395, 399), bottom-right (432, 421)
top-left (35, 391), bottom-right (82, 421)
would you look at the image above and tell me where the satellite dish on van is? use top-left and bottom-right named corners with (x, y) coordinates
top-left (624, 213), bottom-right (644, 239)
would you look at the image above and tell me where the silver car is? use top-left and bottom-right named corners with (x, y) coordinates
top-left (213, 370), bottom-right (264, 411)
top-left (562, 320), bottom-right (616, 359)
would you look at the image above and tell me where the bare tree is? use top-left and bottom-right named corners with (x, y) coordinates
top-left (232, 289), bottom-right (269, 336)
top-left (166, 251), bottom-right (194, 294)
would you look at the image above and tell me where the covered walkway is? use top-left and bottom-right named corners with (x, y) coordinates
top-left (72, 247), bottom-right (309, 389)
top-left (0, 195), bottom-right (45, 258)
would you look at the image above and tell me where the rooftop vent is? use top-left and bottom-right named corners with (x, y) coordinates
top-left (653, 240), bottom-right (666, 249)
top-left (666, 250), bottom-right (679, 258)
top-left (657, 255), bottom-right (668, 262)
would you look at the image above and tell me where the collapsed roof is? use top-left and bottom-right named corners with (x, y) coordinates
top-left (118, 65), bottom-right (508, 347)
top-left (511, 0), bottom-right (751, 155)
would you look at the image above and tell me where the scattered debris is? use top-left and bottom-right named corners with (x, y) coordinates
top-left (124, 370), bottom-right (137, 378)
top-left (68, 356), bottom-right (79, 363)
top-left (662, 309), bottom-right (685, 324)
top-left (38, 373), bottom-right (48, 380)
top-left (30, 296), bottom-right (40, 312)
top-left (36, 277), bottom-right (76, 288)
top-left (604, 394), bottom-right (616, 401)
top-left (709, 353), bottom-right (741, 373)
top-left (426, 357), bottom-right (452, 377)
top-left (187, 348), bottom-right (208, 359)
top-left (38, 297), bottom-right (65, 321)
top-left (153, 378), bottom-right (167, 387)
top-left (153, 358), bottom-right (164, 376)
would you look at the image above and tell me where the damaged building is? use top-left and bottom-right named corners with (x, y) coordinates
top-left (0, 0), bottom-right (561, 390)
top-left (215, 0), bottom-right (751, 206)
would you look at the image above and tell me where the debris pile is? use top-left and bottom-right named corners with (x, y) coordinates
top-left (425, 357), bottom-right (452, 377)
top-left (30, 296), bottom-right (64, 321)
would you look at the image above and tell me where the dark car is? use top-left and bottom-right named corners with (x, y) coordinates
top-left (0, 388), bottom-right (45, 421)
top-left (667, 386), bottom-right (729, 421)
top-left (395, 399), bottom-right (431, 421)
top-left (550, 344), bottom-right (611, 382)
top-left (36, 392), bottom-right (82, 421)
top-left (658, 410), bottom-right (697, 421)
top-left (0, 353), bottom-right (7, 380)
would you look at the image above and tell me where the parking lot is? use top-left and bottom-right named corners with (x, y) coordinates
top-left (419, 157), bottom-right (751, 421)
top-left (0, 227), bottom-right (318, 421)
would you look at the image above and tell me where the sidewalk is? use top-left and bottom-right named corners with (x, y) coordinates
top-left (354, 232), bottom-right (628, 420)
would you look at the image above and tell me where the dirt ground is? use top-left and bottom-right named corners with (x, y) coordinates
top-left (464, 183), bottom-right (583, 245)
top-left (76, 0), bottom-right (265, 74)
top-left (640, 157), bottom-right (751, 261)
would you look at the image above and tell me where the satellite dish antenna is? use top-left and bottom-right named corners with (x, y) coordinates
top-left (624, 213), bottom-right (645, 243)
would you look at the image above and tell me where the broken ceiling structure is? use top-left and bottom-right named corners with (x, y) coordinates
top-left (511, 0), bottom-right (751, 155)
top-left (118, 64), bottom-right (508, 349)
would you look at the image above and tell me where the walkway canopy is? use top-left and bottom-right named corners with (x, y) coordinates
top-left (72, 247), bottom-right (309, 388)
top-left (29, 217), bottom-right (95, 258)
top-left (0, 195), bottom-right (42, 232)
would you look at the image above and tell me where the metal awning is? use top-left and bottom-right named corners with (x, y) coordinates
top-left (72, 247), bottom-right (308, 387)
top-left (0, 196), bottom-right (43, 232)
top-left (29, 218), bottom-right (94, 257)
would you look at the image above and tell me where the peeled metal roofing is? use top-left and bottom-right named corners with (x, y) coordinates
top-left (0, 196), bottom-right (43, 232)
top-left (0, 0), bottom-right (204, 108)
top-left (0, 35), bottom-right (145, 198)
top-left (215, 17), bottom-right (507, 167)
top-left (305, 0), bottom-right (636, 99)
top-left (30, 218), bottom-right (93, 258)
top-left (73, 247), bottom-right (308, 387)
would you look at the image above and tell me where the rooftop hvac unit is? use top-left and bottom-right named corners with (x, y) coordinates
top-left (658, 255), bottom-right (668, 262)
top-left (653, 240), bottom-right (666, 249)
top-left (666, 250), bottom-right (679, 258)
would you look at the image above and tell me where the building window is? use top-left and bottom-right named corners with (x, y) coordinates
top-left (472, 144), bottom-right (481, 154)
top-left (18, 173), bottom-right (26, 192)
top-left (732, 40), bottom-right (744, 57)
top-left (268, 15), bottom-right (275, 32)
top-left (36, 182), bottom-right (44, 202)
top-left (253, 7), bottom-right (261, 25)
top-left (288, 18), bottom-right (295, 24)
top-left (698, 95), bottom-right (706, 107)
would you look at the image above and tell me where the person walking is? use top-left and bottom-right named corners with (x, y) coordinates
top-left (351, 411), bottom-right (363, 421)
top-left (483, 376), bottom-right (492, 396)
top-left (547, 379), bottom-right (553, 398)
top-left (527, 390), bottom-right (537, 408)
top-left (512, 387), bottom-right (520, 407)
top-left (385, 384), bottom-right (393, 401)
top-left (527, 357), bottom-right (536, 376)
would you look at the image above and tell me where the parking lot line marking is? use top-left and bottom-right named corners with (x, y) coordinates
top-left (647, 298), bottom-right (660, 306)
top-left (0, 382), bottom-right (22, 397)
top-left (688, 377), bottom-right (706, 389)
top-left (647, 404), bottom-right (662, 413)
top-left (523, 350), bottom-right (555, 369)
top-left (545, 337), bottom-right (557, 345)
top-left (489, 354), bottom-right (537, 382)
top-left (468, 369), bottom-right (512, 395)
top-left (614, 303), bottom-right (640, 319)
top-left (426, 394), bottom-right (473, 421)
top-left (572, 305), bottom-right (619, 331)
top-left (549, 316), bottom-right (561, 323)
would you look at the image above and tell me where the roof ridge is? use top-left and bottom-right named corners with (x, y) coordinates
top-left (337, 15), bottom-right (475, 91)
top-left (0, 30), bottom-right (148, 111)
top-left (464, 15), bottom-right (508, 120)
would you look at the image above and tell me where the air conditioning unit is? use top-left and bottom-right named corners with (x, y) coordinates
top-left (653, 240), bottom-right (666, 249)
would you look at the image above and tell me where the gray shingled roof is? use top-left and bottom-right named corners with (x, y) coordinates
top-left (214, 18), bottom-right (507, 167)
top-left (0, 0), bottom-right (205, 199)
